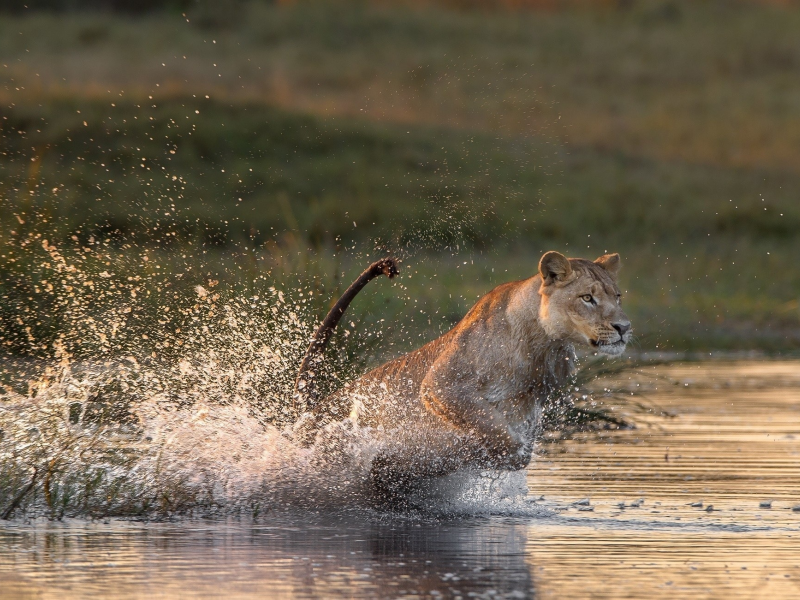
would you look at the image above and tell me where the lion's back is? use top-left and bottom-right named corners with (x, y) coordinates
top-left (338, 278), bottom-right (528, 426)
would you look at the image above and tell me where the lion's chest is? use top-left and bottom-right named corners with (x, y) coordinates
top-left (480, 367), bottom-right (539, 425)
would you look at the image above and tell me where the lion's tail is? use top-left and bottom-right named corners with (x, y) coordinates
top-left (293, 256), bottom-right (399, 414)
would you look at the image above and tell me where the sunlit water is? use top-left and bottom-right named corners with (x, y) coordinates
top-left (1, 360), bottom-right (799, 598)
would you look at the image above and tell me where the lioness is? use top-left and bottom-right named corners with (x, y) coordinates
top-left (293, 251), bottom-right (631, 504)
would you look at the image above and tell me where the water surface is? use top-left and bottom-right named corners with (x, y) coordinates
top-left (1, 361), bottom-right (798, 598)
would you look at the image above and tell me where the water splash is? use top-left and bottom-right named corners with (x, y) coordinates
top-left (0, 358), bottom-right (532, 519)
top-left (0, 240), bottom-right (532, 520)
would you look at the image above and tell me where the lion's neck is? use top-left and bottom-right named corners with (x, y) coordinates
top-left (506, 275), bottom-right (575, 398)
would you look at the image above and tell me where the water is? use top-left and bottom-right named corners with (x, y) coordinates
top-left (527, 360), bottom-right (800, 599)
top-left (1, 360), bottom-right (799, 598)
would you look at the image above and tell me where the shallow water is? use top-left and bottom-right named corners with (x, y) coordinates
top-left (1, 360), bottom-right (799, 599)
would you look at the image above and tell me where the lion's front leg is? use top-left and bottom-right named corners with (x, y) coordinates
top-left (419, 375), bottom-right (532, 471)
top-left (473, 438), bottom-right (532, 471)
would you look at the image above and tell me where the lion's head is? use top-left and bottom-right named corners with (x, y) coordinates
top-left (536, 251), bottom-right (632, 356)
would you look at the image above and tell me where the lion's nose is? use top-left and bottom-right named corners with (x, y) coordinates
top-left (612, 322), bottom-right (631, 337)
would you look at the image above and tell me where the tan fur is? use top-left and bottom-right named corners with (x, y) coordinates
top-left (296, 252), bottom-right (631, 477)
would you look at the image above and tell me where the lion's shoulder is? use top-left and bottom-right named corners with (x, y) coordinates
top-left (454, 278), bottom-right (528, 329)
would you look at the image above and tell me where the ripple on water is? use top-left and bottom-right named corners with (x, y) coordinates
top-left (0, 361), bottom-right (798, 599)
top-left (526, 360), bottom-right (800, 599)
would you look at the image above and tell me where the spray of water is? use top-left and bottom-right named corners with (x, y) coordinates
top-left (0, 238), bottom-right (534, 521)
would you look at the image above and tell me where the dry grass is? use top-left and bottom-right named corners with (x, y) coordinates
top-left (3, 1), bottom-right (800, 172)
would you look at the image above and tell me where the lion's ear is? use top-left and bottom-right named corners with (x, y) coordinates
top-left (539, 251), bottom-right (572, 285)
top-left (594, 253), bottom-right (621, 280)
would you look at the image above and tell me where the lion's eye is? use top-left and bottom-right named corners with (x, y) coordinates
top-left (580, 294), bottom-right (594, 304)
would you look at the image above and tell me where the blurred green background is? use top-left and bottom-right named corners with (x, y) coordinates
top-left (1, 0), bottom-right (800, 361)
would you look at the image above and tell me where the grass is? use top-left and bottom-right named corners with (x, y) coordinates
top-left (1, 0), bottom-right (800, 358)
top-left (5, 1), bottom-right (800, 170)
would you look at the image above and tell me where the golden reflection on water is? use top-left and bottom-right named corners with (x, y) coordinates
top-left (0, 518), bottom-right (535, 598)
top-left (527, 361), bottom-right (800, 599)
top-left (0, 361), bottom-right (798, 599)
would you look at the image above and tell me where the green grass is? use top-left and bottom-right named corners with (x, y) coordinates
top-left (2, 0), bottom-right (800, 356)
